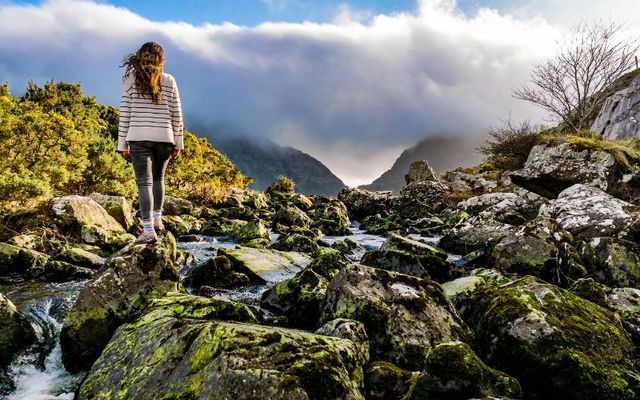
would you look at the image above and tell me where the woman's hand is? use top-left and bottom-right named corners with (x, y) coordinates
top-left (171, 149), bottom-right (180, 158)
top-left (122, 150), bottom-right (131, 160)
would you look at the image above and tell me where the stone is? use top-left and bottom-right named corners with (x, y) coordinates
top-left (359, 214), bottom-right (400, 234)
top-left (591, 73), bottom-right (640, 140)
top-left (79, 302), bottom-right (365, 400)
top-left (163, 195), bottom-right (194, 215)
top-left (320, 263), bottom-right (470, 370)
top-left (316, 318), bottom-right (369, 365)
top-left (50, 195), bottom-right (126, 246)
top-left (260, 268), bottom-right (328, 329)
top-left (439, 217), bottom-right (515, 255)
top-left (459, 275), bottom-right (638, 400)
top-left (511, 143), bottom-right (640, 200)
top-left (54, 246), bottom-right (105, 269)
top-left (89, 193), bottom-right (134, 230)
top-left (311, 199), bottom-right (351, 236)
top-left (338, 187), bottom-right (396, 220)
top-left (545, 184), bottom-right (636, 240)
top-left (270, 233), bottom-right (319, 253)
top-left (0, 242), bottom-right (48, 281)
top-left (380, 233), bottom-right (448, 260)
top-left (360, 249), bottom-right (460, 283)
top-left (230, 220), bottom-right (270, 243)
top-left (184, 255), bottom-right (251, 289)
top-left (364, 361), bottom-right (415, 400)
top-left (0, 293), bottom-right (36, 368)
top-left (308, 247), bottom-right (349, 279)
top-left (405, 160), bottom-right (443, 185)
top-left (60, 236), bottom-right (180, 372)
top-left (42, 260), bottom-right (95, 282)
top-left (273, 205), bottom-right (313, 229)
top-left (216, 246), bottom-right (311, 284)
top-left (394, 181), bottom-right (448, 221)
top-left (577, 237), bottom-right (640, 288)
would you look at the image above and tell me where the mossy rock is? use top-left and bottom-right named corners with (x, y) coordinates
top-left (310, 199), bottom-right (351, 236)
top-left (229, 220), bottom-right (270, 243)
top-left (331, 238), bottom-right (364, 260)
top-left (183, 255), bottom-right (251, 290)
top-left (320, 263), bottom-right (471, 370)
top-left (364, 361), bottom-right (416, 400)
top-left (361, 249), bottom-right (460, 283)
top-left (0, 242), bottom-right (48, 281)
top-left (308, 247), bottom-right (349, 279)
top-left (60, 236), bottom-right (181, 373)
top-left (54, 246), bottom-right (105, 269)
top-left (0, 293), bottom-right (36, 368)
top-left (89, 193), bottom-right (134, 230)
top-left (260, 268), bottom-right (328, 329)
top-left (360, 214), bottom-right (400, 235)
top-left (381, 233), bottom-right (448, 260)
top-left (79, 312), bottom-right (365, 399)
top-left (273, 205), bottom-right (313, 229)
top-left (459, 275), bottom-right (638, 400)
top-left (316, 318), bottom-right (369, 365)
top-left (270, 233), bottom-right (319, 253)
top-left (42, 260), bottom-right (95, 282)
top-left (577, 237), bottom-right (640, 288)
top-left (439, 217), bottom-right (515, 255)
top-left (216, 246), bottom-right (311, 284)
top-left (412, 341), bottom-right (521, 399)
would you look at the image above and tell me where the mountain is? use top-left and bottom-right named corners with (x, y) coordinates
top-left (200, 130), bottom-right (346, 196)
top-left (362, 135), bottom-right (485, 194)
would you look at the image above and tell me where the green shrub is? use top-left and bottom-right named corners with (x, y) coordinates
top-left (478, 120), bottom-right (544, 171)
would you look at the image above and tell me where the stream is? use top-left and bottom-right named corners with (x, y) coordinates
top-left (0, 224), bottom-right (415, 399)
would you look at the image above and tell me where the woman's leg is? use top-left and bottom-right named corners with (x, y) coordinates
top-left (150, 143), bottom-right (173, 223)
top-left (129, 142), bottom-right (154, 233)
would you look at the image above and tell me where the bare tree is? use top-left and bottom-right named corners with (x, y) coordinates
top-left (514, 21), bottom-right (640, 132)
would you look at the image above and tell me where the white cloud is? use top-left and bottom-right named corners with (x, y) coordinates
top-left (1, 0), bottom-right (634, 186)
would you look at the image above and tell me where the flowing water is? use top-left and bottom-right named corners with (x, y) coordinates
top-left (1, 224), bottom-right (448, 399)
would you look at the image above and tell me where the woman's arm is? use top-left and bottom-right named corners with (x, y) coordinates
top-left (117, 74), bottom-right (132, 152)
top-left (170, 76), bottom-right (184, 151)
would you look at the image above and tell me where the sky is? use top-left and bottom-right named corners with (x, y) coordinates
top-left (1, 0), bottom-right (639, 186)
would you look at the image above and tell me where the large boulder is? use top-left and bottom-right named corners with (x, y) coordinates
top-left (183, 255), bottom-right (251, 290)
top-left (78, 295), bottom-right (365, 400)
top-left (53, 246), bottom-right (105, 269)
top-left (320, 263), bottom-right (471, 370)
top-left (216, 246), bottom-right (311, 284)
top-left (577, 237), bottom-right (640, 288)
top-left (89, 193), bottom-right (134, 230)
top-left (541, 184), bottom-right (636, 240)
top-left (591, 73), bottom-right (640, 140)
top-left (310, 198), bottom-right (352, 235)
top-left (163, 195), bottom-right (194, 216)
top-left (394, 181), bottom-right (448, 221)
top-left (0, 242), bottom-right (48, 282)
top-left (338, 187), bottom-right (396, 221)
top-left (273, 205), bottom-right (313, 229)
top-left (60, 236), bottom-right (180, 372)
top-left (458, 191), bottom-right (545, 225)
top-left (511, 143), bottom-right (640, 200)
top-left (0, 293), bottom-right (36, 368)
top-left (459, 275), bottom-right (638, 400)
top-left (439, 217), bottom-right (515, 255)
top-left (50, 195), bottom-right (132, 247)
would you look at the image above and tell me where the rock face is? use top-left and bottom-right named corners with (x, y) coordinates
top-left (0, 293), bottom-right (36, 368)
top-left (542, 184), bottom-right (636, 240)
top-left (459, 276), bottom-right (638, 400)
top-left (216, 247), bottom-right (311, 284)
top-left (511, 143), bottom-right (640, 200)
top-left (320, 264), bottom-right (470, 370)
top-left (79, 295), bottom-right (364, 400)
top-left (50, 195), bottom-right (131, 247)
top-left (60, 237), bottom-right (180, 372)
top-left (591, 73), bottom-right (640, 140)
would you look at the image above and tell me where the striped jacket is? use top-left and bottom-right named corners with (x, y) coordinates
top-left (117, 69), bottom-right (184, 151)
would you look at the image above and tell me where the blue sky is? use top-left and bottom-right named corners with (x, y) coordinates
top-left (1, 0), bottom-right (638, 185)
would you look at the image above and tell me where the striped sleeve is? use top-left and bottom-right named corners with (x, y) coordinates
top-left (169, 76), bottom-right (184, 150)
top-left (117, 74), bottom-right (132, 152)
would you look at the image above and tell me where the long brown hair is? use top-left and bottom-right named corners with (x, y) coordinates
top-left (120, 42), bottom-right (165, 104)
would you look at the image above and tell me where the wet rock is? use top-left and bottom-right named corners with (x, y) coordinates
top-left (308, 247), bottom-right (349, 279)
top-left (577, 237), bottom-right (640, 288)
top-left (439, 217), bottom-right (515, 255)
top-left (364, 361), bottom-right (416, 400)
top-left (230, 220), bottom-right (270, 243)
top-left (260, 268), bottom-right (328, 329)
top-left (270, 233), bottom-right (319, 253)
top-left (405, 160), bottom-right (442, 185)
top-left (216, 246), bottom-right (311, 284)
top-left (50, 195), bottom-right (130, 247)
top-left (311, 199), bottom-right (352, 235)
top-left (459, 275), bottom-right (638, 400)
top-left (510, 143), bottom-right (640, 200)
top-left (412, 341), bottom-right (522, 400)
top-left (163, 195), bottom-right (194, 215)
top-left (542, 184), bottom-right (636, 240)
top-left (0, 293), bottom-right (36, 368)
top-left (79, 298), bottom-right (365, 400)
top-left (0, 242), bottom-right (48, 282)
top-left (42, 260), bottom-right (95, 282)
top-left (273, 205), bottom-right (313, 229)
top-left (441, 268), bottom-right (510, 302)
top-left (184, 255), bottom-right (251, 289)
top-left (320, 263), bottom-right (471, 370)
top-left (360, 214), bottom-right (401, 234)
top-left (316, 318), bottom-right (369, 364)
top-left (60, 236), bottom-right (180, 372)
top-left (361, 249), bottom-right (460, 283)
top-left (338, 187), bottom-right (396, 220)
top-left (89, 193), bottom-right (134, 230)
top-left (381, 232), bottom-right (448, 259)
top-left (54, 246), bottom-right (105, 269)
top-left (331, 238), bottom-right (365, 261)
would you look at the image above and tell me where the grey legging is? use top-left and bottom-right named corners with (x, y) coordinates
top-left (129, 141), bottom-right (174, 221)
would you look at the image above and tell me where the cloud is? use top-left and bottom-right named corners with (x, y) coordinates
top-left (0, 0), bottom-right (634, 186)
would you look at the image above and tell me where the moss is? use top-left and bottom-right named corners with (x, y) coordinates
top-left (541, 131), bottom-right (640, 168)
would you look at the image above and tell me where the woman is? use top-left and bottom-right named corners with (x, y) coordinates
top-left (117, 42), bottom-right (184, 244)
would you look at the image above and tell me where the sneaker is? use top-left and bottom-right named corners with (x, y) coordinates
top-left (132, 230), bottom-right (158, 245)
top-left (154, 218), bottom-right (165, 233)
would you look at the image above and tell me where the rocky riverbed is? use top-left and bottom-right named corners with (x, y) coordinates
top-left (2, 150), bottom-right (640, 399)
